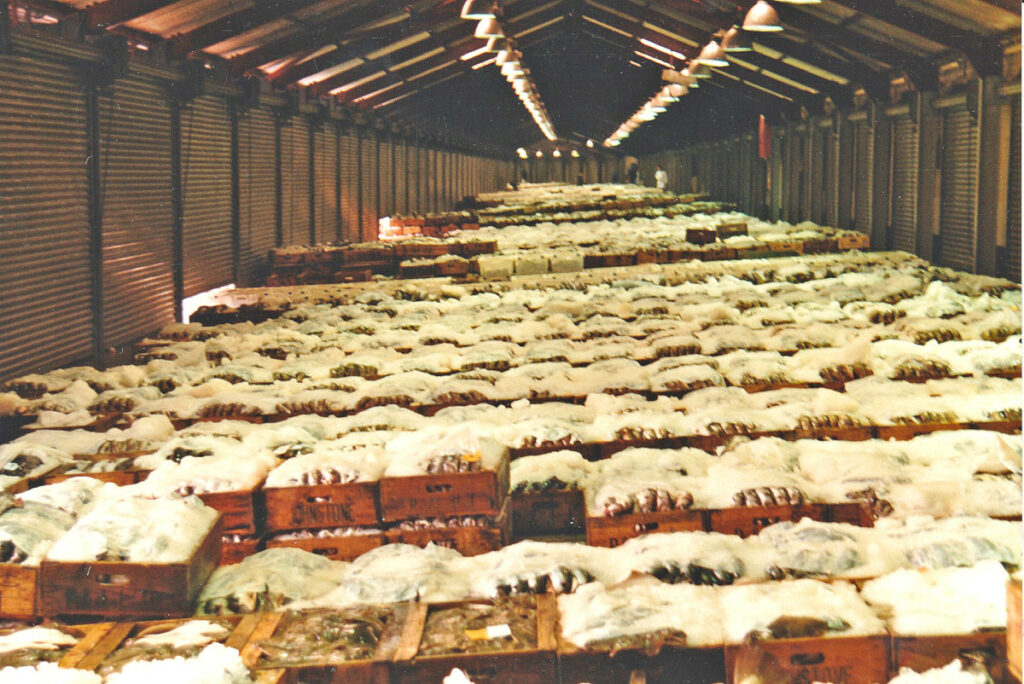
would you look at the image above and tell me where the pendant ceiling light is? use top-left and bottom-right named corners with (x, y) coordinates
top-left (689, 61), bottom-right (711, 79)
top-left (461, 0), bottom-right (495, 19)
top-left (475, 17), bottom-right (504, 39)
top-left (486, 36), bottom-right (509, 52)
top-left (665, 83), bottom-right (687, 98)
top-left (722, 26), bottom-right (753, 52)
top-left (695, 40), bottom-right (729, 67)
top-left (743, 0), bottom-right (783, 32)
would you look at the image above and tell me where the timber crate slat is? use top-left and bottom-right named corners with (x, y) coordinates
top-left (262, 481), bottom-right (380, 533)
top-left (511, 488), bottom-right (585, 538)
top-left (264, 530), bottom-right (386, 561)
top-left (707, 503), bottom-right (829, 539)
top-left (378, 452), bottom-right (509, 522)
top-left (725, 634), bottom-right (890, 684)
top-left (586, 508), bottom-right (705, 548)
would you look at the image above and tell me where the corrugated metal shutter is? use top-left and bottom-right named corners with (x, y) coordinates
top-left (824, 125), bottom-right (839, 227)
top-left (891, 116), bottom-right (919, 253)
top-left (1006, 99), bottom-right (1021, 282)
top-left (280, 117), bottom-right (311, 245)
top-left (0, 54), bottom-right (92, 379)
top-left (419, 145), bottom-right (429, 212)
top-left (237, 106), bottom-right (276, 285)
top-left (180, 95), bottom-right (233, 296)
top-left (359, 131), bottom-right (378, 240)
top-left (939, 106), bottom-right (980, 271)
top-left (339, 130), bottom-right (359, 242)
top-left (379, 138), bottom-right (394, 218)
top-left (99, 72), bottom-right (176, 348)
top-left (313, 123), bottom-right (339, 243)
top-left (395, 139), bottom-right (408, 215)
top-left (810, 126), bottom-right (826, 223)
top-left (853, 120), bottom-right (874, 233)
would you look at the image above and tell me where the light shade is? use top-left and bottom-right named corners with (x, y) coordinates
top-left (722, 26), bottom-right (753, 52)
top-left (743, 0), bottom-right (783, 32)
top-left (665, 83), bottom-right (687, 98)
top-left (689, 62), bottom-right (711, 79)
top-left (461, 0), bottom-right (495, 19)
top-left (695, 40), bottom-right (728, 67)
top-left (474, 17), bottom-right (504, 39)
top-left (485, 36), bottom-right (509, 52)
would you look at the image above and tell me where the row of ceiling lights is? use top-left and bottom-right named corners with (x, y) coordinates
top-left (604, 0), bottom-right (817, 147)
top-left (515, 139), bottom-right (596, 159)
top-left (461, 0), bottom-right (557, 141)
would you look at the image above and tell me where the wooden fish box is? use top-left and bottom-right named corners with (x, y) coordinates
top-left (74, 613), bottom-right (263, 674)
top-left (686, 228), bottom-right (717, 245)
top-left (793, 425), bottom-right (874, 441)
top-left (385, 501), bottom-right (511, 556)
top-left (264, 529), bottom-right (386, 562)
top-left (0, 562), bottom-right (38, 619)
top-left (395, 243), bottom-right (448, 259)
top-left (43, 463), bottom-right (142, 487)
top-left (972, 419), bottom-right (1022, 435)
top-left (725, 634), bottom-right (890, 684)
top-left (378, 452), bottom-right (509, 522)
top-left (874, 422), bottom-right (964, 440)
top-left (511, 489), bottom-right (585, 538)
top-left (717, 222), bottom-right (748, 239)
top-left (451, 241), bottom-right (497, 257)
top-left (838, 233), bottom-right (871, 250)
top-left (892, 632), bottom-right (1008, 684)
top-left (391, 596), bottom-right (558, 684)
top-left (200, 482), bottom-right (264, 536)
top-left (1011, 579), bottom-right (1022, 683)
top-left (701, 246), bottom-right (738, 262)
top-left (635, 249), bottom-right (659, 265)
top-left (262, 482), bottom-right (380, 533)
top-left (38, 516), bottom-right (223, 620)
top-left (220, 534), bottom-right (264, 565)
top-left (242, 607), bottom-right (407, 684)
top-left (398, 262), bottom-right (437, 280)
top-left (767, 240), bottom-right (803, 254)
top-left (707, 503), bottom-right (829, 539)
top-left (559, 639), bottom-right (726, 684)
top-left (827, 502), bottom-right (874, 527)
top-left (509, 442), bottom-right (595, 461)
top-left (594, 437), bottom-right (691, 460)
top-left (801, 238), bottom-right (839, 254)
top-left (586, 508), bottom-right (706, 548)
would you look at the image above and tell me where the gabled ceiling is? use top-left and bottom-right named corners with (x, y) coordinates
top-left (12, 0), bottom-right (1021, 153)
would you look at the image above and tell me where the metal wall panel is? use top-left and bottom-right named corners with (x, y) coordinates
top-left (891, 116), bottom-right (920, 253)
top-left (359, 131), bottom-right (378, 240)
top-left (237, 106), bottom-right (277, 285)
top-left (395, 139), bottom-right (409, 215)
top-left (379, 138), bottom-right (394, 218)
top-left (280, 117), bottom-right (311, 245)
top-left (339, 130), bottom-right (359, 241)
top-left (0, 55), bottom-right (92, 380)
top-left (180, 94), bottom-right (233, 296)
top-left (99, 72), bottom-right (176, 348)
top-left (939, 106), bottom-right (980, 271)
top-left (853, 120), bottom-right (874, 234)
top-left (313, 124), bottom-right (339, 243)
top-left (1007, 99), bottom-right (1021, 282)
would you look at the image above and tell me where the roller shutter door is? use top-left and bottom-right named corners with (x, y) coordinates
top-left (180, 95), bottom-right (233, 296)
top-left (810, 126), bottom-right (826, 224)
top-left (824, 126), bottom-right (840, 228)
top-left (313, 124), bottom-right (339, 243)
top-left (939, 107), bottom-right (980, 271)
top-left (237, 106), bottom-right (277, 285)
top-left (340, 131), bottom-right (360, 242)
top-left (891, 116), bottom-right (919, 253)
top-left (379, 138), bottom-right (394, 218)
top-left (99, 73), bottom-right (176, 348)
top-left (852, 120), bottom-right (874, 234)
top-left (1007, 99), bottom-right (1021, 282)
top-left (419, 145), bottom-right (430, 212)
top-left (0, 55), bottom-right (92, 379)
top-left (280, 118), bottom-right (311, 246)
top-left (359, 132), bottom-right (378, 240)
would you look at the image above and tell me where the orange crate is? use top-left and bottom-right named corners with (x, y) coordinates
top-left (39, 516), bottom-right (223, 620)
top-left (726, 634), bottom-right (890, 684)
top-left (586, 508), bottom-right (705, 548)
top-left (262, 482), bottom-right (380, 533)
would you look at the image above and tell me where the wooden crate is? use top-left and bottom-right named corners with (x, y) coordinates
top-left (242, 607), bottom-right (407, 684)
top-left (707, 503), bottom-right (828, 539)
top-left (875, 422), bottom-right (964, 440)
top-left (378, 452), bottom-right (509, 522)
top-left (0, 563), bottom-right (38, 619)
top-left (398, 262), bottom-right (436, 279)
top-left (893, 632), bottom-right (1008, 684)
top-left (436, 259), bottom-right (469, 277)
top-left (702, 246), bottom-right (738, 262)
top-left (52, 622), bottom-right (124, 669)
top-left (793, 425), bottom-right (874, 441)
top-left (827, 502), bottom-right (874, 527)
top-left (43, 464), bottom-right (141, 487)
top-left (391, 596), bottom-right (558, 684)
top-left (717, 221), bottom-right (748, 239)
top-left (767, 240), bottom-right (803, 254)
top-left (838, 233), bottom-right (871, 250)
top-left (74, 613), bottom-right (263, 674)
top-left (972, 420), bottom-right (1022, 435)
top-left (385, 501), bottom-right (510, 556)
top-left (262, 482), bottom-right (380, 533)
top-left (725, 634), bottom-right (890, 684)
top-left (199, 483), bottom-right (264, 536)
top-left (511, 489), bottom-right (585, 538)
top-left (686, 228), bottom-right (717, 245)
top-left (801, 238), bottom-right (839, 254)
top-left (220, 534), bottom-right (264, 565)
top-left (559, 640), bottom-right (725, 684)
top-left (264, 530), bottom-right (386, 562)
top-left (396, 243), bottom-right (448, 259)
top-left (1011, 579), bottom-right (1022, 683)
top-left (586, 508), bottom-right (706, 548)
top-left (38, 516), bottom-right (223, 620)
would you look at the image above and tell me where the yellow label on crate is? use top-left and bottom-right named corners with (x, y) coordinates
top-left (465, 624), bottom-right (511, 640)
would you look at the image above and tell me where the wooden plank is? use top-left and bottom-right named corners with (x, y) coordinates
top-left (59, 623), bottom-right (116, 669)
top-left (73, 622), bottom-right (135, 672)
top-left (241, 612), bottom-right (285, 669)
top-left (725, 635), bottom-right (890, 684)
top-left (0, 563), bottom-right (37, 619)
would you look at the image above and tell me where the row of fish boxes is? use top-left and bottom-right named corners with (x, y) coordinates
top-left (36, 599), bottom-right (1014, 684)
top-left (511, 487), bottom-right (876, 547)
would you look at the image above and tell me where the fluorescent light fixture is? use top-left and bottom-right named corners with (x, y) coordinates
top-left (297, 57), bottom-right (363, 86)
top-left (629, 60), bottom-right (642, 68)
top-left (639, 37), bottom-right (687, 62)
top-left (472, 57), bottom-right (496, 70)
top-left (352, 81), bottom-right (403, 102)
top-left (460, 44), bottom-right (491, 61)
top-left (634, 50), bottom-right (673, 69)
top-left (330, 70), bottom-right (386, 94)
top-left (365, 32), bottom-right (429, 61)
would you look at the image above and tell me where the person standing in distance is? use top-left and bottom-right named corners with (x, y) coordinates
top-left (655, 164), bottom-right (668, 191)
